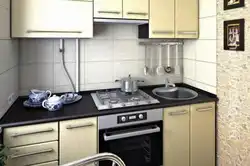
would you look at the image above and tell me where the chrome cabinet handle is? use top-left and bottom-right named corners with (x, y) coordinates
top-left (11, 128), bottom-right (54, 137)
top-left (27, 30), bottom-right (82, 33)
top-left (104, 125), bottom-right (160, 141)
top-left (177, 31), bottom-right (197, 35)
top-left (152, 30), bottom-right (174, 34)
top-left (168, 110), bottom-right (188, 116)
top-left (66, 122), bottom-right (94, 129)
top-left (196, 107), bottom-right (213, 112)
top-left (127, 12), bottom-right (148, 15)
top-left (10, 148), bottom-right (54, 159)
top-left (98, 11), bottom-right (121, 14)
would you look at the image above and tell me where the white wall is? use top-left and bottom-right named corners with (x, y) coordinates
top-left (19, 24), bottom-right (183, 95)
top-left (0, 1), bottom-right (19, 118)
top-left (183, 0), bottom-right (217, 94)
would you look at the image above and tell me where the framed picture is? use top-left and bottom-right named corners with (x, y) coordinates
top-left (224, 19), bottom-right (244, 51)
top-left (224, 0), bottom-right (244, 10)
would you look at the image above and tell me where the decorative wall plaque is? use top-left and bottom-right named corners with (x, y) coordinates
top-left (224, 19), bottom-right (244, 51)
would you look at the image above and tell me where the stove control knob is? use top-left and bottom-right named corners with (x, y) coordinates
top-left (139, 114), bottom-right (144, 119)
top-left (121, 116), bottom-right (126, 122)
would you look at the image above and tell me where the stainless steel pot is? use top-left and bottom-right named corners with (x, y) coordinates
top-left (115, 75), bottom-right (144, 93)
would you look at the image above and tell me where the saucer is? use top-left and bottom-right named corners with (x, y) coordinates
top-left (63, 94), bottom-right (82, 105)
top-left (23, 100), bottom-right (42, 108)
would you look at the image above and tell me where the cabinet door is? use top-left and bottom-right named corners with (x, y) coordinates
top-left (190, 102), bottom-right (215, 166)
top-left (94, 0), bottom-right (122, 18)
top-left (175, 0), bottom-right (198, 38)
top-left (164, 105), bottom-right (190, 166)
top-left (123, 0), bottom-right (149, 20)
top-left (12, 0), bottom-right (93, 38)
top-left (149, 0), bottom-right (175, 38)
top-left (60, 117), bottom-right (97, 165)
top-left (0, 0), bottom-right (10, 39)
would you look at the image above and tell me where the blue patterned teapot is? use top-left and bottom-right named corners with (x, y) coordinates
top-left (42, 95), bottom-right (65, 111)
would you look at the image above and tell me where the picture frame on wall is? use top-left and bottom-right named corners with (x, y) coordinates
top-left (224, 19), bottom-right (245, 51)
top-left (224, 0), bottom-right (245, 10)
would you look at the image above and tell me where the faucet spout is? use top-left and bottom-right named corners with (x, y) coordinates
top-left (165, 78), bottom-right (176, 88)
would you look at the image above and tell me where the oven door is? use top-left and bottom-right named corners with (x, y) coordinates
top-left (99, 121), bottom-right (162, 166)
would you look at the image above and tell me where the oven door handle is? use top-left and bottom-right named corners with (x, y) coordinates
top-left (103, 125), bottom-right (160, 141)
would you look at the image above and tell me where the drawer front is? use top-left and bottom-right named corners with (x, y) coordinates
top-left (7, 141), bottom-right (58, 166)
top-left (4, 122), bottom-right (58, 147)
top-left (30, 161), bottom-right (58, 166)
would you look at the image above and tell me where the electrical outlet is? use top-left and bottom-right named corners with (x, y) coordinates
top-left (7, 93), bottom-right (16, 105)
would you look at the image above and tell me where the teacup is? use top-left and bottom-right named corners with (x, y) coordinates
top-left (42, 95), bottom-right (65, 111)
top-left (28, 89), bottom-right (52, 104)
top-left (61, 92), bottom-right (78, 103)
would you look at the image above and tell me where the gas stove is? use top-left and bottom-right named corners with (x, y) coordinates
top-left (91, 89), bottom-right (159, 110)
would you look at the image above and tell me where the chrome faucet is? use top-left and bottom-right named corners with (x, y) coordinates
top-left (165, 78), bottom-right (176, 88)
top-left (61, 153), bottom-right (126, 166)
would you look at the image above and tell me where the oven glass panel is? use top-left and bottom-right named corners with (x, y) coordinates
top-left (99, 122), bottom-right (162, 166)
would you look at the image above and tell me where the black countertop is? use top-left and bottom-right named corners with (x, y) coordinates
top-left (0, 84), bottom-right (218, 128)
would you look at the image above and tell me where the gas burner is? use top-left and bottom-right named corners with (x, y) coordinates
top-left (128, 97), bottom-right (140, 102)
top-left (91, 89), bottom-right (160, 110)
top-left (109, 99), bottom-right (119, 104)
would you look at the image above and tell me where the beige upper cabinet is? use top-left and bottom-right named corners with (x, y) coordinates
top-left (12, 0), bottom-right (93, 38)
top-left (123, 0), bottom-right (149, 20)
top-left (149, 0), bottom-right (175, 38)
top-left (94, 0), bottom-right (122, 18)
top-left (190, 102), bottom-right (215, 166)
top-left (60, 117), bottom-right (97, 165)
top-left (164, 105), bottom-right (190, 166)
top-left (175, 0), bottom-right (198, 38)
top-left (0, 0), bottom-right (10, 39)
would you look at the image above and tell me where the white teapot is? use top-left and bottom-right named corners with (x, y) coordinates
top-left (42, 95), bottom-right (65, 111)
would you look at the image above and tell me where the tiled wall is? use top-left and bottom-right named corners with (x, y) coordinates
top-left (183, 0), bottom-right (217, 94)
top-left (0, 1), bottom-right (19, 118)
top-left (217, 0), bottom-right (250, 165)
top-left (19, 24), bottom-right (182, 95)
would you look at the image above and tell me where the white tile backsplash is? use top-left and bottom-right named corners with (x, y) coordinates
top-left (199, 16), bottom-right (217, 40)
top-left (20, 39), bottom-right (54, 64)
top-left (183, 40), bottom-right (196, 60)
top-left (54, 63), bottom-right (76, 86)
top-left (196, 61), bottom-right (216, 86)
top-left (20, 64), bottom-right (54, 89)
top-left (183, 59), bottom-right (196, 80)
top-left (199, 0), bottom-right (217, 18)
top-left (54, 39), bottom-right (76, 63)
top-left (0, 4), bottom-right (19, 118)
top-left (85, 39), bottom-right (113, 62)
top-left (114, 61), bottom-right (140, 79)
top-left (196, 40), bottom-right (217, 63)
top-left (85, 61), bottom-right (114, 84)
top-left (114, 40), bottom-right (139, 60)
top-left (19, 24), bottom-right (182, 95)
top-left (195, 81), bottom-right (216, 94)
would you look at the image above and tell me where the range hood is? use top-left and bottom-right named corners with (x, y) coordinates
top-left (94, 18), bottom-right (148, 25)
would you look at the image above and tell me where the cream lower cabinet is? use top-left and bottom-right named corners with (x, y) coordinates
top-left (12, 0), bottom-right (93, 38)
top-left (190, 102), bottom-right (215, 166)
top-left (123, 0), bottom-right (149, 20)
top-left (149, 0), bottom-right (175, 38)
top-left (175, 0), bottom-right (198, 38)
top-left (94, 0), bottom-right (122, 18)
top-left (6, 141), bottom-right (58, 166)
top-left (164, 105), bottom-right (190, 166)
top-left (59, 117), bottom-right (98, 165)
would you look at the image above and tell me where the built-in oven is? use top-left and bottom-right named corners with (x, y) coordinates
top-left (98, 109), bottom-right (163, 166)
